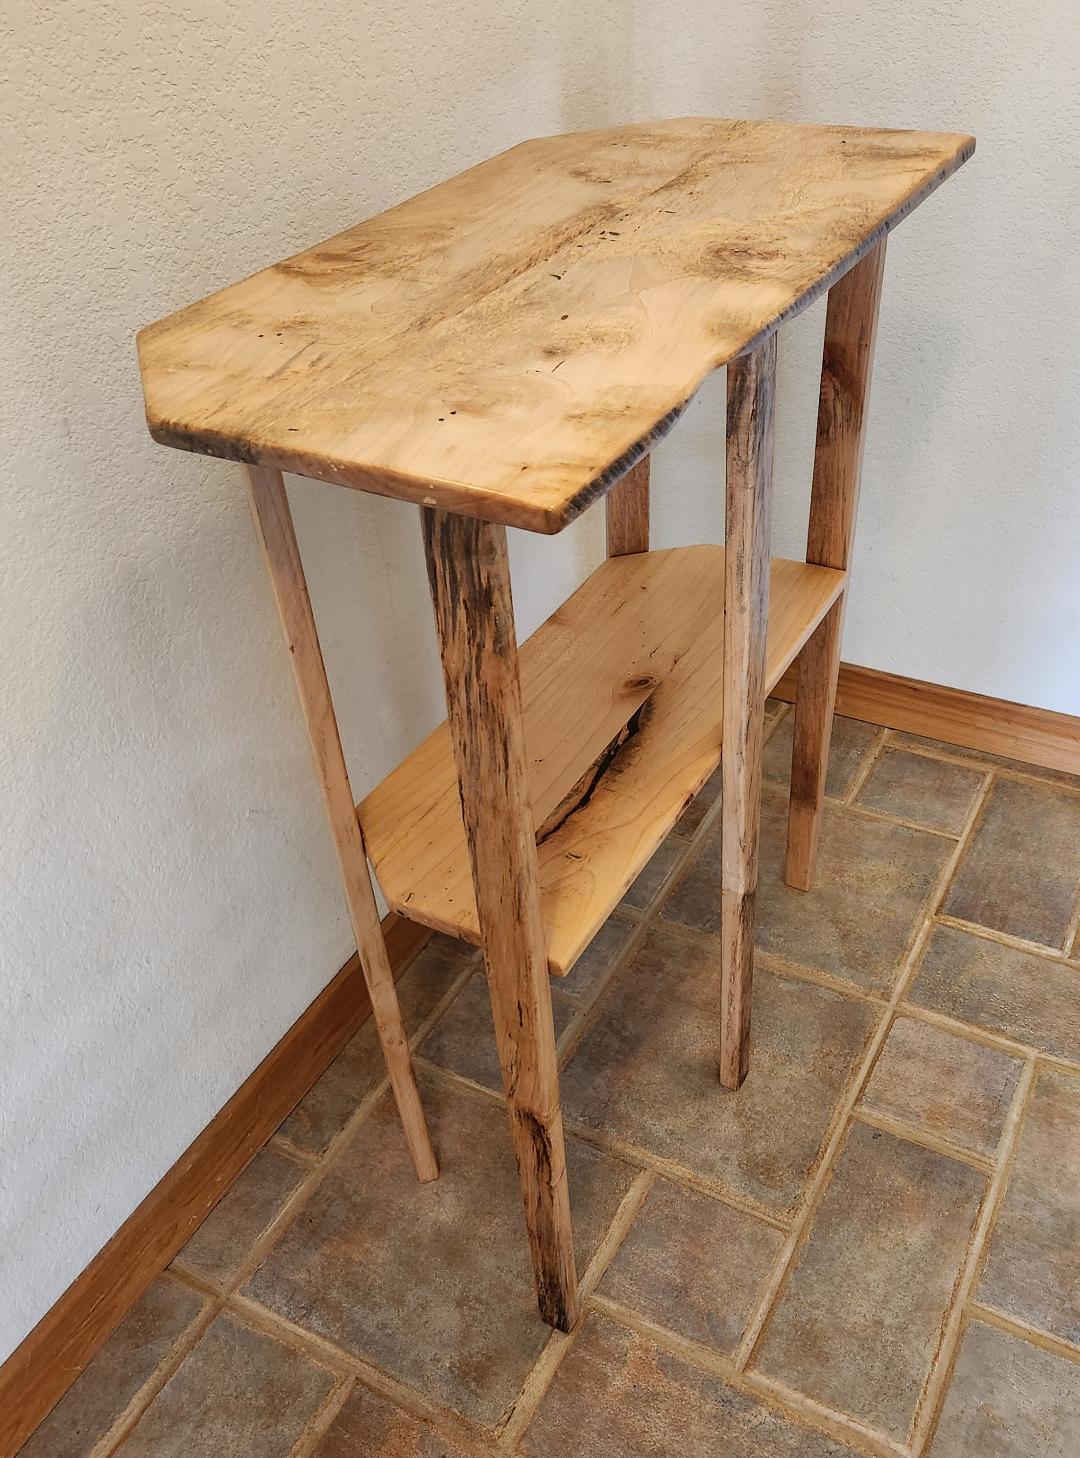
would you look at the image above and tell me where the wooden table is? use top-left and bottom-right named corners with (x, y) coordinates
top-left (138, 117), bottom-right (973, 1332)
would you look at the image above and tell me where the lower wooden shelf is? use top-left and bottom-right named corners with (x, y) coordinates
top-left (358, 545), bottom-right (845, 975)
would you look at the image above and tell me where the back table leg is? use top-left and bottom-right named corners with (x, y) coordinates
top-left (422, 507), bottom-right (579, 1333)
top-left (720, 335), bottom-right (777, 1091)
top-left (606, 456), bottom-right (650, 556)
top-left (244, 466), bottom-right (437, 1183)
top-left (786, 241), bottom-right (887, 891)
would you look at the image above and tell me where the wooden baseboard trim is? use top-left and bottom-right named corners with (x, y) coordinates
top-left (0, 913), bottom-right (431, 1457)
top-left (772, 661), bottom-right (1080, 778)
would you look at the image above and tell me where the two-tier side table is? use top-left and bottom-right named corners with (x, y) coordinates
top-left (138, 117), bottom-right (973, 1332)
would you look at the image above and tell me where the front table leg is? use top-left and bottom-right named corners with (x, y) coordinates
top-left (422, 508), bottom-right (579, 1332)
top-left (720, 335), bottom-right (777, 1090)
top-left (244, 466), bottom-right (437, 1182)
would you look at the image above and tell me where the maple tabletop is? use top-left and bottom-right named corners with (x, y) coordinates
top-left (138, 117), bottom-right (973, 532)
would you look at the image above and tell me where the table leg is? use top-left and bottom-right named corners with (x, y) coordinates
top-left (720, 335), bottom-right (776, 1090)
top-left (786, 241), bottom-right (886, 890)
top-left (244, 466), bottom-right (437, 1184)
top-left (606, 457), bottom-right (650, 556)
top-left (422, 507), bottom-right (579, 1332)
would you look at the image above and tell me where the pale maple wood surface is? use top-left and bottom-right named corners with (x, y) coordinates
top-left (138, 118), bottom-right (972, 532)
top-left (720, 335), bottom-right (776, 1089)
top-left (244, 466), bottom-right (437, 1183)
top-left (358, 544), bottom-right (845, 974)
top-left (422, 509), bottom-right (579, 1331)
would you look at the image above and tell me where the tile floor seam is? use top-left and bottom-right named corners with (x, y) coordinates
top-left (837, 800), bottom-right (962, 840)
top-left (964, 1300), bottom-right (1080, 1367)
top-left (731, 819), bottom-right (984, 1388)
top-left (850, 1106), bottom-right (995, 1174)
top-left (415, 1052), bottom-right (797, 1233)
top-left (925, 774), bottom-right (995, 921)
top-left (934, 911), bottom-right (1080, 969)
top-left (588, 1293), bottom-right (902, 1458)
top-left (553, 909), bottom-right (663, 1071)
top-left (906, 1059), bottom-right (1038, 1456)
top-left (89, 1275), bottom-right (221, 1458)
top-left (494, 1171), bottom-right (656, 1451)
top-left (100, 1063), bottom-right (417, 1451)
top-left (225, 1291), bottom-right (497, 1454)
top-left (288, 1373), bottom-right (355, 1458)
top-left (1061, 878), bottom-right (1080, 957)
top-left (879, 733), bottom-right (1080, 796)
top-left (267, 1132), bottom-right (321, 1168)
top-left (840, 725), bottom-right (890, 804)
top-left (897, 1001), bottom-right (1080, 1076)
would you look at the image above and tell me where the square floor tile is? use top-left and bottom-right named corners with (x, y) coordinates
top-left (116, 1310), bottom-right (335, 1456)
top-left (979, 1067), bottom-right (1080, 1344)
top-left (418, 972), bottom-right (576, 1092)
top-left (944, 779), bottom-right (1080, 948)
top-left (560, 925), bottom-right (877, 1216)
top-left (906, 924), bottom-right (1080, 1063)
top-left (754, 1123), bottom-right (985, 1443)
top-left (18, 1278), bottom-right (205, 1458)
top-left (763, 712), bottom-right (881, 800)
top-left (245, 1073), bottom-right (635, 1426)
top-left (598, 1177), bottom-right (784, 1352)
top-left (860, 1016), bottom-right (1021, 1159)
top-left (661, 792), bottom-right (950, 992)
top-left (173, 1148), bottom-right (306, 1286)
top-left (522, 1312), bottom-right (859, 1456)
top-left (890, 733), bottom-right (1080, 791)
top-left (311, 1383), bottom-right (476, 1457)
top-left (929, 1319), bottom-right (1080, 1457)
top-left (854, 749), bottom-right (984, 833)
top-left (278, 936), bottom-right (475, 1155)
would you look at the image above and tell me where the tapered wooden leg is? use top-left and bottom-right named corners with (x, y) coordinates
top-left (606, 456), bottom-right (650, 556)
top-left (720, 335), bottom-right (776, 1091)
top-left (422, 507), bottom-right (579, 1332)
top-left (244, 466), bottom-right (437, 1184)
top-left (786, 241), bottom-right (886, 891)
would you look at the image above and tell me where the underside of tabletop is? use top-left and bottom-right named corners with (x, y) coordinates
top-left (138, 117), bottom-right (973, 532)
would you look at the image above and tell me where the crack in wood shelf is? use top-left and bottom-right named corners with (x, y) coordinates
top-left (358, 545), bottom-right (845, 974)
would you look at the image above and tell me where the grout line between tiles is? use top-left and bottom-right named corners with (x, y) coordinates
top-left (732, 773), bottom-right (995, 1386)
top-left (415, 1053), bottom-right (794, 1233)
top-left (934, 912), bottom-right (1080, 969)
top-left (897, 1002), bottom-right (1080, 1076)
top-left (851, 1106), bottom-right (995, 1174)
top-left (225, 1292), bottom-right (495, 1455)
top-left (495, 1169), bottom-right (656, 1451)
top-left (841, 725), bottom-right (890, 804)
top-left (838, 800), bottom-right (961, 839)
top-left (965, 1300), bottom-right (1080, 1367)
top-left (1064, 882), bottom-right (1080, 959)
top-left (267, 1132), bottom-right (321, 1168)
top-left (588, 1294), bottom-right (902, 1458)
top-left (880, 733), bottom-right (1080, 797)
top-left (288, 1374), bottom-right (355, 1458)
top-left (907, 1059), bottom-right (1038, 1456)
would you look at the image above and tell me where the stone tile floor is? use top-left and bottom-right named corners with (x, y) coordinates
top-left (21, 703), bottom-right (1080, 1457)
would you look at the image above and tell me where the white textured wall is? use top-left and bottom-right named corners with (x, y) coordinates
top-left (2, 0), bottom-right (1077, 1360)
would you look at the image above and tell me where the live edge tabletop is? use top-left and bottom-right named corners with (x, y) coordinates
top-left (138, 117), bottom-right (973, 534)
top-left (139, 115), bottom-right (973, 1333)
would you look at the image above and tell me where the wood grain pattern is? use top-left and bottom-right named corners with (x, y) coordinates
top-left (138, 119), bottom-right (973, 533)
top-left (786, 241), bottom-right (886, 891)
top-left (244, 466), bottom-right (436, 1183)
top-left (773, 661), bottom-right (1080, 778)
top-left (361, 546), bottom-right (844, 974)
top-left (606, 456), bottom-right (650, 556)
top-left (720, 335), bottom-right (776, 1090)
top-left (0, 915), bottom-right (429, 1458)
top-left (422, 509), bottom-right (578, 1331)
